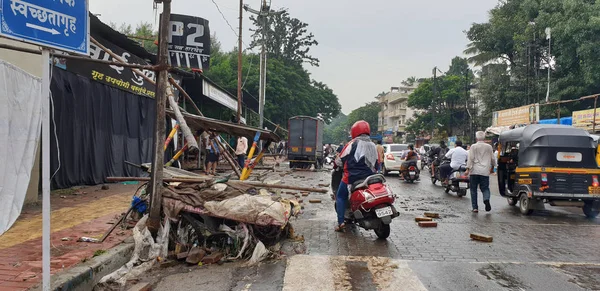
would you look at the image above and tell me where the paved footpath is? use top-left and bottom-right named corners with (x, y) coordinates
top-left (0, 184), bottom-right (136, 291)
top-left (152, 167), bottom-right (600, 290)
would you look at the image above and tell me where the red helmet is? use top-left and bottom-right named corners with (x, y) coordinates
top-left (350, 120), bottom-right (370, 139)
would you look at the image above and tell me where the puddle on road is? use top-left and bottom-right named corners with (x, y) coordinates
top-left (477, 264), bottom-right (528, 290)
top-left (554, 265), bottom-right (600, 290)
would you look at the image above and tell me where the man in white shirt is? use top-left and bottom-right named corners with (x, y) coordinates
top-left (235, 135), bottom-right (249, 168)
top-left (439, 140), bottom-right (468, 185)
top-left (466, 131), bottom-right (497, 213)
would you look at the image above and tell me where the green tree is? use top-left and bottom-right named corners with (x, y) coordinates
top-left (406, 57), bottom-right (472, 137)
top-left (324, 113), bottom-right (349, 144)
top-left (112, 22), bottom-right (158, 54)
top-left (250, 10), bottom-right (319, 66)
top-left (465, 0), bottom-right (600, 121)
top-left (345, 102), bottom-right (380, 135)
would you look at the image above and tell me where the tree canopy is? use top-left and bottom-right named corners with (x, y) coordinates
top-left (405, 57), bottom-right (473, 140)
top-left (249, 10), bottom-right (319, 67)
top-left (465, 0), bottom-right (600, 120)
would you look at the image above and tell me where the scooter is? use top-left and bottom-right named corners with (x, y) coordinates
top-left (332, 174), bottom-right (399, 239)
top-left (400, 161), bottom-right (420, 183)
top-left (444, 166), bottom-right (469, 197)
top-left (430, 157), bottom-right (444, 184)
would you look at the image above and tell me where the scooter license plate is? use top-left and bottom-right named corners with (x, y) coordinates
top-left (459, 182), bottom-right (468, 189)
top-left (409, 172), bottom-right (416, 175)
top-left (375, 206), bottom-right (393, 218)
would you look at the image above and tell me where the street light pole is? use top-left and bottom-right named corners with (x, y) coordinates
top-left (244, 2), bottom-right (283, 129)
top-left (237, 0), bottom-right (243, 124)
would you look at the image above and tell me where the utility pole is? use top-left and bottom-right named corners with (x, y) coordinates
top-left (431, 67), bottom-right (437, 141)
top-left (244, 1), bottom-right (282, 129)
top-left (148, 0), bottom-right (171, 232)
top-left (237, 0), bottom-right (243, 124)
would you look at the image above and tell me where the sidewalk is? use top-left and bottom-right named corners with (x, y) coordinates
top-left (0, 184), bottom-right (138, 291)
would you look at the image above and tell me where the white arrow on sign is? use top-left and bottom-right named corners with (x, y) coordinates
top-left (26, 23), bottom-right (60, 35)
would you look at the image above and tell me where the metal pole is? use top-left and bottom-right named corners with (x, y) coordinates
top-left (148, 0), bottom-right (171, 232)
top-left (594, 97), bottom-right (597, 133)
top-left (41, 49), bottom-right (51, 291)
top-left (258, 0), bottom-right (267, 129)
top-left (237, 0), bottom-right (243, 123)
top-left (431, 67), bottom-right (437, 141)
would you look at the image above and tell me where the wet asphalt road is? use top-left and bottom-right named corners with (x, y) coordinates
top-left (149, 166), bottom-right (600, 290)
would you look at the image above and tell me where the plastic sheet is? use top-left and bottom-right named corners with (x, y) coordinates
top-left (0, 60), bottom-right (42, 236)
top-left (203, 194), bottom-right (289, 226)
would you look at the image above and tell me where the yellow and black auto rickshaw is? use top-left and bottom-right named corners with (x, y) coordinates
top-left (498, 124), bottom-right (600, 218)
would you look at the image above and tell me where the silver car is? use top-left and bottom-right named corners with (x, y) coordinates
top-left (382, 144), bottom-right (408, 175)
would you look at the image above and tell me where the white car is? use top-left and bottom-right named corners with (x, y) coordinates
top-left (381, 144), bottom-right (422, 175)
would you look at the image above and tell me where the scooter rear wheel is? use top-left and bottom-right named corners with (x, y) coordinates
top-left (374, 223), bottom-right (390, 239)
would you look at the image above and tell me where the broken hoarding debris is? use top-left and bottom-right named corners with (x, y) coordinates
top-left (108, 168), bottom-right (304, 271)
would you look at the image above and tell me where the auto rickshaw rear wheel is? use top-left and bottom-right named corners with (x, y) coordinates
top-left (507, 197), bottom-right (518, 206)
top-left (583, 202), bottom-right (599, 219)
top-left (519, 193), bottom-right (534, 215)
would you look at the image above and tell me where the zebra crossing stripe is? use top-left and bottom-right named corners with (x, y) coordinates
top-left (283, 255), bottom-right (427, 291)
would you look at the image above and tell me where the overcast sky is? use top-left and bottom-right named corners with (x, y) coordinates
top-left (90, 0), bottom-right (498, 114)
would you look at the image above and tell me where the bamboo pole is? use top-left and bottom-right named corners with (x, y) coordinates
top-left (165, 143), bottom-right (188, 167)
top-left (214, 137), bottom-right (242, 177)
top-left (164, 123), bottom-right (180, 150)
top-left (106, 176), bottom-right (328, 193)
top-left (167, 85), bottom-right (199, 153)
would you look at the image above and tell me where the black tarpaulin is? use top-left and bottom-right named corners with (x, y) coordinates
top-left (50, 68), bottom-right (158, 189)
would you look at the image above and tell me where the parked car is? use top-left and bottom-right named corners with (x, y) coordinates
top-left (381, 144), bottom-right (421, 175)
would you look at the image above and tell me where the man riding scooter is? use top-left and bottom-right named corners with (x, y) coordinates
top-left (439, 140), bottom-right (468, 186)
top-left (334, 120), bottom-right (379, 232)
top-left (400, 144), bottom-right (420, 181)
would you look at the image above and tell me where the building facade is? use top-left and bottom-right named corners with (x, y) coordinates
top-left (376, 84), bottom-right (419, 142)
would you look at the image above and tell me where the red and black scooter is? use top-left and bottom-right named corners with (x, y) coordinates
top-left (331, 170), bottom-right (399, 239)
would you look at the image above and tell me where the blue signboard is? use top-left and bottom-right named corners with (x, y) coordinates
top-left (0, 0), bottom-right (89, 55)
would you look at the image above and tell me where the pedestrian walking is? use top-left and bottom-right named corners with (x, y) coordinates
top-left (206, 132), bottom-right (221, 176)
top-left (466, 131), bottom-right (497, 213)
top-left (235, 135), bottom-right (248, 168)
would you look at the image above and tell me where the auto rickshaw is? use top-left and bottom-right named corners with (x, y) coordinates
top-left (497, 124), bottom-right (600, 218)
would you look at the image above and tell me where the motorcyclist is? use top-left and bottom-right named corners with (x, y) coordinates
top-left (429, 141), bottom-right (448, 175)
top-left (440, 140), bottom-right (468, 185)
top-left (400, 144), bottom-right (419, 170)
top-left (334, 121), bottom-right (379, 232)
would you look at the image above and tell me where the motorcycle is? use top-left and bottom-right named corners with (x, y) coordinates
top-left (400, 160), bottom-right (420, 183)
top-left (444, 166), bottom-right (469, 197)
top-left (421, 155), bottom-right (431, 171)
top-left (332, 174), bottom-right (399, 239)
top-left (430, 156), bottom-right (444, 184)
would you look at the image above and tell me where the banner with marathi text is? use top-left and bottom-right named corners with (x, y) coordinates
top-left (572, 109), bottom-right (600, 128)
top-left (492, 104), bottom-right (539, 127)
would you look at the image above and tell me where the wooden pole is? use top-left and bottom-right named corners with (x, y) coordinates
top-left (237, 0), bottom-right (243, 123)
top-left (107, 176), bottom-right (328, 193)
top-left (168, 77), bottom-right (203, 116)
top-left (594, 97), bottom-right (598, 133)
top-left (147, 0), bottom-right (171, 232)
top-left (214, 137), bottom-right (242, 177)
top-left (167, 85), bottom-right (199, 153)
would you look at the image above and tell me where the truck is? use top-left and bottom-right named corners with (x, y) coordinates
top-left (288, 116), bottom-right (324, 169)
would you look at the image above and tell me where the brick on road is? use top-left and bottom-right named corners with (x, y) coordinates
top-left (470, 233), bottom-right (493, 242)
top-left (309, 199), bottom-right (322, 203)
top-left (424, 212), bottom-right (440, 218)
top-left (418, 221), bottom-right (438, 227)
top-left (415, 217), bottom-right (433, 222)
